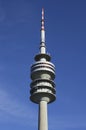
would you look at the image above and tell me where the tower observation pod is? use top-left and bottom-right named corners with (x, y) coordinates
top-left (30, 8), bottom-right (56, 130)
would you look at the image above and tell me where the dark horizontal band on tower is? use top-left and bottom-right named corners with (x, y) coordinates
top-left (35, 54), bottom-right (51, 61)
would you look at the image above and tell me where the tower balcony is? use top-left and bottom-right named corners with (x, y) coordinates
top-left (30, 78), bottom-right (56, 104)
top-left (31, 61), bottom-right (55, 80)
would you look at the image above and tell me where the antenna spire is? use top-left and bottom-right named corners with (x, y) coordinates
top-left (41, 8), bottom-right (44, 30)
top-left (40, 8), bottom-right (46, 54)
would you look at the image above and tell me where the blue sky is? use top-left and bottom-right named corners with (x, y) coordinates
top-left (0, 0), bottom-right (86, 130)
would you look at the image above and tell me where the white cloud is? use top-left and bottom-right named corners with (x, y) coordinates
top-left (0, 88), bottom-right (37, 126)
top-left (49, 115), bottom-right (86, 130)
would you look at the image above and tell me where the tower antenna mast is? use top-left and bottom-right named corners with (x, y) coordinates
top-left (40, 8), bottom-right (46, 54)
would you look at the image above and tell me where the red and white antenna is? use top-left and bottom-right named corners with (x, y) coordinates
top-left (41, 8), bottom-right (44, 30)
top-left (40, 8), bottom-right (46, 54)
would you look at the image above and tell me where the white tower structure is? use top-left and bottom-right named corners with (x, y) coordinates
top-left (30, 8), bottom-right (56, 130)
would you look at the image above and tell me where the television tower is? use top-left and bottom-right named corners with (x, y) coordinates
top-left (30, 8), bottom-right (56, 130)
